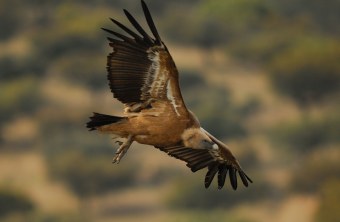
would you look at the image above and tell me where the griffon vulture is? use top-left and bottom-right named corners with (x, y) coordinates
top-left (87, 0), bottom-right (252, 190)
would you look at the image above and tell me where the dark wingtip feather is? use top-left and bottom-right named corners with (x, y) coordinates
top-left (190, 158), bottom-right (214, 172)
top-left (102, 27), bottom-right (136, 44)
top-left (229, 168), bottom-right (238, 190)
top-left (141, 0), bottom-right (161, 45)
top-left (101, 27), bottom-right (110, 32)
top-left (239, 171), bottom-right (249, 187)
top-left (204, 164), bottom-right (219, 188)
top-left (237, 169), bottom-right (253, 188)
top-left (102, 27), bottom-right (121, 38)
top-left (217, 165), bottom-right (228, 189)
top-left (123, 9), bottom-right (153, 44)
top-left (109, 17), bottom-right (144, 42)
top-left (245, 173), bottom-right (253, 184)
top-left (101, 27), bottom-right (118, 37)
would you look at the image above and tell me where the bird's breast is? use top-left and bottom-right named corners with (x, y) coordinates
top-left (131, 114), bottom-right (190, 147)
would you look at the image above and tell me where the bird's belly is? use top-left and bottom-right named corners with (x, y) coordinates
top-left (132, 116), bottom-right (188, 147)
top-left (134, 134), bottom-right (179, 147)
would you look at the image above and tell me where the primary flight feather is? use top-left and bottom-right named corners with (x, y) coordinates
top-left (87, 0), bottom-right (252, 190)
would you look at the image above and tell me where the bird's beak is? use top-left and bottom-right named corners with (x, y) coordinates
top-left (212, 143), bottom-right (219, 150)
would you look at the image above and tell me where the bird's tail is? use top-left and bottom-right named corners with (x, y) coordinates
top-left (86, 112), bottom-right (126, 131)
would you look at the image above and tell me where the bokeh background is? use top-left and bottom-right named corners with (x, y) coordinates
top-left (1, 0), bottom-right (339, 221)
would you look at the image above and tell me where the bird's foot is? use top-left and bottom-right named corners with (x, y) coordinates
top-left (112, 135), bottom-right (133, 164)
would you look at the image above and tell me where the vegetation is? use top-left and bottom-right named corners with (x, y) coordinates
top-left (268, 38), bottom-right (340, 104)
top-left (0, 0), bottom-right (338, 221)
top-left (0, 188), bottom-right (34, 217)
top-left (316, 179), bottom-right (340, 222)
top-left (49, 151), bottom-right (138, 196)
top-left (166, 172), bottom-right (275, 209)
top-left (269, 115), bottom-right (340, 153)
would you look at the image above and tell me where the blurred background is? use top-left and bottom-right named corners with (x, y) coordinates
top-left (0, 0), bottom-right (339, 221)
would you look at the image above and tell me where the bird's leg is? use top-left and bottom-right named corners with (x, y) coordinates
top-left (112, 135), bottom-right (133, 164)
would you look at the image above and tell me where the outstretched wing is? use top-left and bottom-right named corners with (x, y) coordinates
top-left (103, 0), bottom-right (187, 115)
top-left (156, 132), bottom-right (252, 190)
top-left (201, 128), bottom-right (253, 189)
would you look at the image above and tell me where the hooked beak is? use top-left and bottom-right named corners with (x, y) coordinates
top-left (212, 143), bottom-right (219, 150)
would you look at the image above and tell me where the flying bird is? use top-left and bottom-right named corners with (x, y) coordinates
top-left (87, 0), bottom-right (252, 190)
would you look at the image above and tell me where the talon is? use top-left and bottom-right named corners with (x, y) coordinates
top-left (112, 135), bottom-right (133, 164)
top-left (115, 140), bottom-right (123, 146)
top-left (112, 156), bottom-right (120, 164)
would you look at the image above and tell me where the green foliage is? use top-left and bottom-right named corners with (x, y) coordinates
top-left (0, 1), bottom-right (339, 220)
top-left (269, 115), bottom-right (340, 153)
top-left (292, 149), bottom-right (340, 193)
top-left (29, 3), bottom-right (110, 89)
top-left (165, 172), bottom-right (274, 210)
top-left (40, 120), bottom-right (115, 156)
top-left (0, 188), bottom-right (34, 217)
top-left (0, 55), bottom-right (45, 81)
top-left (181, 72), bottom-right (247, 139)
top-left (0, 1), bottom-right (23, 40)
top-left (0, 77), bottom-right (41, 121)
top-left (198, 0), bottom-right (272, 32)
top-left (162, 0), bottom-right (273, 47)
top-left (179, 69), bottom-right (206, 90)
top-left (315, 179), bottom-right (340, 222)
top-left (238, 97), bottom-right (262, 117)
top-left (229, 26), bottom-right (296, 64)
top-left (165, 210), bottom-right (256, 222)
top-left (36, 34), bottom-right (101, 60)
top-left (39, 114), bottom-right (134, 195)
top-left (268, 38), bottom-right (340, 104)
top-left (53, 54), bottom-right (107, 89)
top-left (48, 151), bottom-right (137, 197)
top-left (2, 212), bottom-right (89, 222)
top-left (273, 0), bottom-right (340, 35)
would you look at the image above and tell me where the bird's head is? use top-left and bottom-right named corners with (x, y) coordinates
top-left (181, 128), bottom-right (218, 150)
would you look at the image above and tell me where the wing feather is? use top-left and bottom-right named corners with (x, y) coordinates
top-left (109, 18), bottom-right (145, 44)
top-left (229, 168), bottom-right (238, 190)
top-left (123, 9), bottom-right (154, 45)
top-left (157, 141), bottom-right (252, 190)
top-left (205, 164), bottom-right (219, 188)
top-left (239, 171), bottom-right (249, 187)
top-left (141, 0), bottom-right (161, 44)
top-left (102, 28), bottom-right (135, 43)
top-left (178, 150), bottom-right (208, 160)
top-left (104, 1), bottom-right (187, 114)
top-left (190, 157), bottom-right (215, 172)
top-left (217, 165), bottom-right (229, 189)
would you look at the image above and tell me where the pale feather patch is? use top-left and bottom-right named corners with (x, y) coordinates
top-left (201, 127), bottom-right (226, 162)
top-left (141, 48), bottom-right (181, 116)
top-left (145, 50), bottom-right (167, 99)
top-left (209, 149), bottom-right (224, 162)
top-left (139, 50), bottom-right (159, 100)
top-left (212, 144), bottom-right (219, 150)
top-left (166, 80), bottom-right (181, 116)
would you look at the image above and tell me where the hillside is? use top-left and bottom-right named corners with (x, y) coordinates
top-left (0, 1), bottom-right (339, 221)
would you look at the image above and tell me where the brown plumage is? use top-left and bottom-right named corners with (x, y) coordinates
top-left (87, 0), bottom-right (252, 190)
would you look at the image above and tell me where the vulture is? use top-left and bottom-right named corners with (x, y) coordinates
top-left (87, 0), bottom-right (252, 190)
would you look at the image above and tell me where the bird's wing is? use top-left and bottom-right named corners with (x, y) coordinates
top-left (201, 128), bottom-right (253, 189)
top-left (156, 137), bottom-right (252, 190)
top-left (103, 0), bottom-right (187, 116)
